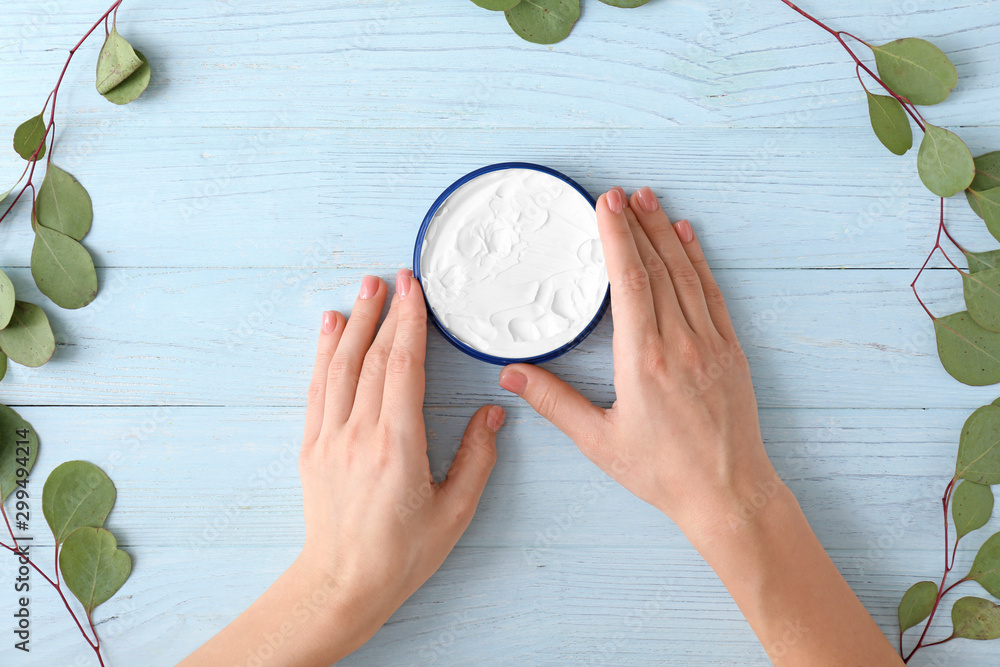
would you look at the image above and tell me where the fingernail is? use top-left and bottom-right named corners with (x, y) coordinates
top-left (675, 219), bottom-right (694, 244)
top-left (486, 405), bottom-right (506, 433)
top-left (396, 269), bottom-right (411, 300)
top-left (499, 369), bottom-right (528, 396)
top-left (359, 275), bottom-right (378, 300)
top-left (606, 188), bottom-right (624, 214)
top-left (321, 311), bottom-right (337, 334)
top-left (637, 186), bottom-right (659, 213)
top-left (615, 186), bottom-right (630, 209)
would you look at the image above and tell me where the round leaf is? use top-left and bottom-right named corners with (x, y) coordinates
top-left (968, 532), bottom-right (1000, 597)
top-left (966, 249), bottom-right (1000, 274)
top-left (953, 481), bottom-right (995, 541)
top-left (96, 26), bottom-right (143, 95)
top-left (0, 301), bottom-right (54, 367)
top-left (43, 461), bottom-right (116, 543)
top-left (31, 225), bottom-right (99, 310)
top-left (35, 164), bottom-right (92, 241)
top-left (598, 0), bottom-right (651, 6)
top-left (505, 0), bottom-right (580, 45)
top-left (917, 125), bottom-right (975, 198)
top-left (969, 152), bottom-right (1000, 192)
top-left (0, 405), bottom-right (38, 503)
top-left (964, 267), bottom-right (1000, 332)
top-left (871, 38), bottom-right (958, 106)
top-left (0, 352), bottom-right (6, 382)
top-left (966, 188), bottom-right (1000, 242)
top-left (956, 405), bottom-right (1000, 484)
top-left (471, 0), bottom-right (521, 9)
top-left (59, 527), bottom-right (131, 616)
top-left (102, 49), bottom-right (151, 106)
top-left (13, 114), bottom-right (46, 161)
top-left (0, 269), bottom-right (15, 329)
top-left (934, 312), bottom-right (1000, 386)
top-left (898, 581), bottom-right (938, 633)
top-left (952, 596), bottom-right (1000, 640)
top-left (866, 91), bottom-right (912, 156)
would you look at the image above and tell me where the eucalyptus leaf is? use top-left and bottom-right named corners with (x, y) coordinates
top-left (917, 125), bottom-right (975, 198)
top-left (0, 405), bottom-right (38, 503)
top-left (1, 175), bottom-right (24, 203)
top-left (35, 165), bottom-right (92, 241)
top-left (970, 152), bottom-right (1000, 192)
top-left (471, 0), bottom-right (521, 9)
top-left (955, 405), bottom-right (1000, 484)
top-left (43, 461), bottom-right (116, 543)
top-left (0, 269), bottom-right (15, 329)
top-left (934, 312), bottom-right (1000, 386)
top-left (898, 581), bottom-right (938, 633)
top-left (953, 481), bottom-right (995, 541)
top-left (102, 49), bottom-right (151, 105)
top-left (13, 114), bottom-right (46, 161)
top-left (31, 225), bottom-right (99, 310)
top-left (952, 596), bottom-right (1000, 640)
top-left (505, 0), bottom-right (580, 45)
top-left (866, 91), bottom-right (912, 156)
top-left (966, 249), bottom-right (1000, 274)
top-left (963, 267), bottom-right (1000, 332)
top-left (59, 527), bottom-right (131, 616)
top-left (95, 27), bottom-right (143, 95)
top-left (598, 0), bottom-right (652, 6)
top-left (871, 38), bottom-right (958, 106)
top-left (966, 188), bottom-right (1000, 242)
top-left (0, 301), bottom-right (54, 367)
top-left (0, 353), bottom-right (6, 382)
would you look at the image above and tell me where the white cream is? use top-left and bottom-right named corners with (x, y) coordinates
top-left (419, 167), bottom-right (608, 359)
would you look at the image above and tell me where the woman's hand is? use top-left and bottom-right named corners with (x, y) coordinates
top-left (499, 186), bottom-right (775, 537)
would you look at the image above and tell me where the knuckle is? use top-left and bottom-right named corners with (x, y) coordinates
top-left (326, 356), bottom-right (355, 381)
top-left (533, 384), bottom-right (561, 421)
top-left (674, 333), bottom-right (704, 368)
top-left (641, 344), bottom-right (669, 375)
top-left (363, 346), bottom-right (390, 374)
top-left (387, 347), bottom-right (415, 376)
top-left (617, 266), bottom-right (650, 295)
top-left (645, 258), bottom-right (669, 280)
top-left (306, 380), bottom-right (325, 405)
top-left (671, 265), bottom-right (701, 289)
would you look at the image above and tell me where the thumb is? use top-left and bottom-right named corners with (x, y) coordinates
top-left (499, 363), bottom-right (604, 445)
top-left (439, 405), bottom-right (503, 509)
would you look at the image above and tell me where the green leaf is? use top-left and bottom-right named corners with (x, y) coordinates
top-left (964, 268), bottom-right (1000, 332)
top-left (31, 225), bottom-right (98, 310)
top-left (935, 312), bottom-right (1000, 386)
top-left (1, 175), bottom-right (24, 203)
top-left (953, 481), bottom-right (995, 541)
top-left (35, 165), bottom-right (92, 241)
top-left (0, 405), bottom-right (38, 503)
top-left (102, 49), bottom-right (151, 105)
top-left (95, 27), bottom-right (143, 95)
top-left (0, 301), bottom-right (55, 367)
top-left (865, 91), bottom-right (913, 156)
top-left (966, 188), bottom-right (1000, 242)
top-left (952, 596), bottom-right (1000, 640)
top-left (43, 461), bottom-right (116, 543)
top-left (898, 581), bottom-right (938, 633)
top-left (917, 125), bottom-right (975, 197)
top-left (0, 269), bottom-right (15, 329)
top-left (956, 405), bottom-right (1000, 484)
top-left (13, 114), bottom-right (46, 161)
top-left (966, 249), bottom-right (1000, 274)
top-left (505, 0), bottom-right (580, 45)
top-left (59, 527), bottom-right (131, 616)
top-left (0, 352), bottom-right (6, 382)
top-left (597, 0), bottom-right (652, 6)
top-left (970, 152), bottom-right (1000, 192)
top-left (471, 0), bottom-right (520, 9)
top-left (968, 532), bottom-right (1000, 596)
top-left (871, 38), bottom-right (958, 106)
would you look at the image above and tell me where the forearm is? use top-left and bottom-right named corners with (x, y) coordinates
top-left (686, 481), bottom-right (902, 666)
top-left (179, 557), bottom-right (377, 667)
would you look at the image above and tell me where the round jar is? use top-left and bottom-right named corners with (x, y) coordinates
top-left (414, 162), bottom-right (609, 365)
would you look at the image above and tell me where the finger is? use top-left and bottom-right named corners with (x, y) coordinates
top-left (675, 219), bottom-right (738, 341)
top-left (616, 187), bottom-right (682, 335)
top-left (596, 188), bottom-right (658, 345)
top-left (439, 405), bottom-right (504, 512)
top-left (350, 293), bottom-right (401, 421)
top-left (325, 275), bottom-right (388, 424)
top-left (303, 310), bottom-right (345, 444)
top-left (381, 269), bottom-right (428, 433)
top-left (499, 363), bottom-right (605, 447)
top-left (630, 187), bottom-right (715, 334)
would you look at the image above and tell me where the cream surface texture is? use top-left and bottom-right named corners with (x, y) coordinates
top-left (420, 168), bottom-right (608, 359)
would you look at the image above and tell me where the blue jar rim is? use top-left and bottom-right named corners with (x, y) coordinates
top-left (413, 162), bottom-right (611, 366)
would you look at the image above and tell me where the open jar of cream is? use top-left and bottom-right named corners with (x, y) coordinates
top-left (414, 162), bottom-right (610, 365)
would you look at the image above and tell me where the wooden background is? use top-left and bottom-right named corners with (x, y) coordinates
top-left (2, 0), bottom-right (1000, 664)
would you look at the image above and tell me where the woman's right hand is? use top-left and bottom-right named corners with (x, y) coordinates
top-left (498, 186), bottom-right (779, 539)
